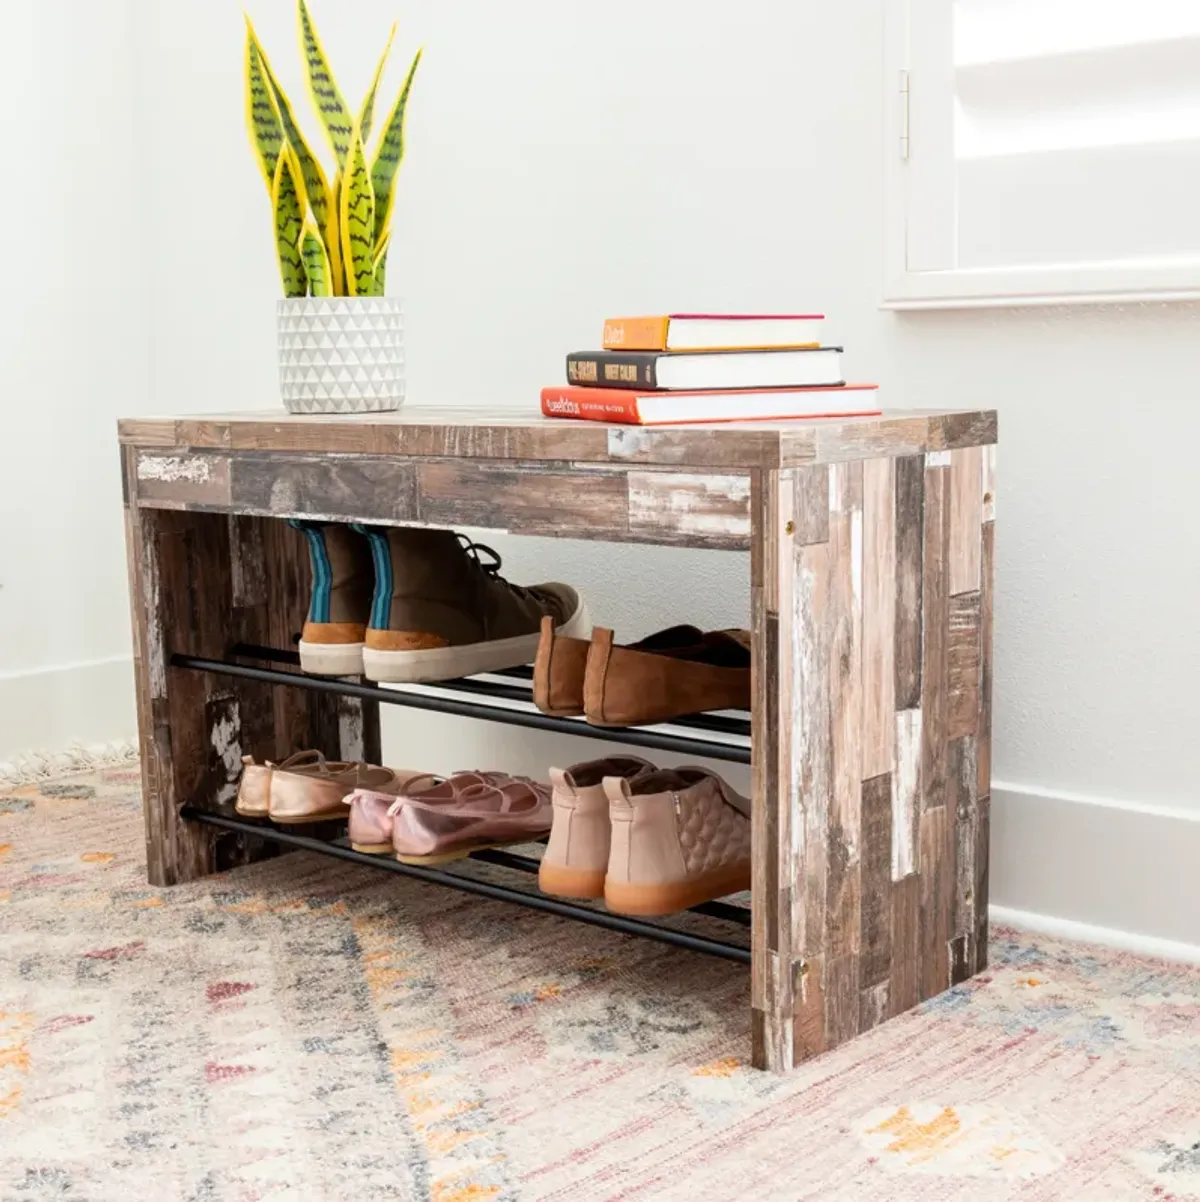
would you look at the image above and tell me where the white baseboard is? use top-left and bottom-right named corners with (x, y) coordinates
top-left (989, 905), bottom-right (1200, 966)
top-left (0, 656), bottom-right (136, 763)
top-left (989, 779), bottom-right (1200, 955)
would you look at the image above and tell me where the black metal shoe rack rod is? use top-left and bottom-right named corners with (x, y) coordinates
top-left (171, 643), bottom-right (752, 964)
top-left (171, 645), bottom-right (751, 765)
top-left (181, 807), bottom-right (750, 964)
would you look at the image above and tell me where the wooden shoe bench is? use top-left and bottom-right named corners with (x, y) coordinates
top-left (118, 403), bottom-right (996, 1073)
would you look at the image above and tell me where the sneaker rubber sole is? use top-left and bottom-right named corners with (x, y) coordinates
top-left (298, 640), bottom-right (366, 677)
top-left (362, 598), bottom-right (592, 684)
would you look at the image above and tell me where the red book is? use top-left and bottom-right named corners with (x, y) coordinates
top-left (540, 383), bottom-right (881, 426)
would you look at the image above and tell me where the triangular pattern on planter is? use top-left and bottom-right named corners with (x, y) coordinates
top-left (278, 297), bottom-right (405, 414)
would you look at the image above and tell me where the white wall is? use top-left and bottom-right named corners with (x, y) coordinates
top-left (7, 0), bottom-right (1198, 947)
top-left (0, 0), bottom-right (145, 757)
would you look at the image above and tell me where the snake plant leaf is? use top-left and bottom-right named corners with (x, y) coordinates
top-left (299, 221), bottom-right (333, 297)
top-left (252, 30), bottom-right (344, 293)
top-left (358, 23), bottom-right (396, 147)
top-left (370, 47), bottom-right (422, 246)
top-left (370, 230), bottom-right (392, 297)
top-left (272, 148), bottom-right (308, 297)
top-left (339, 125), bottom-right (376, 296)
top-left (244, 25), bottom-right (284, 192)
top-left (297, 0), bottom-right (353, 167)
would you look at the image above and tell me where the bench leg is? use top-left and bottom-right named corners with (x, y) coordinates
top-left (750, 450), bottom-right (992, 1071)
top-left (123, 469), bottom-right (380, 887)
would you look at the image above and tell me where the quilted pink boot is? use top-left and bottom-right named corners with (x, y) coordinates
top-left (602, 768), bottom-right (751, 916)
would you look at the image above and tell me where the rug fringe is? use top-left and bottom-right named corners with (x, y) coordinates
top-left (0, 740), bottom-right (140, 787)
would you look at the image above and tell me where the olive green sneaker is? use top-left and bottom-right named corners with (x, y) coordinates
top-left (290, 521), bottom-right (374, 676)
top-left (357, 528), bottom-right (590, 683)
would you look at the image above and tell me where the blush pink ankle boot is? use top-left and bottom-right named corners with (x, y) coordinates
top-left (538, 756), bottom-right (655, 899)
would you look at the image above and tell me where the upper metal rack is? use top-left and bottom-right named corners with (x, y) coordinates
top-left (170, 644), bottom-right (752, 765)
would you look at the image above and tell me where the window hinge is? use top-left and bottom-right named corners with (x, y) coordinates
top-left (899, 68), bottom-right (910, 160)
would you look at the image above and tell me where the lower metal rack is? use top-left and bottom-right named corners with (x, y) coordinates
top-left (182, 807), bottom-right (750, 965)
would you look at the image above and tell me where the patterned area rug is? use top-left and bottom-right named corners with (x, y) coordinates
top-left (2, 765), bottom-right (1198, 1201)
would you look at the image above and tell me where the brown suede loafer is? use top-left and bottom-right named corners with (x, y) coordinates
top-left (532, 617), bottom-right (705, 717)
top-left (582, 626), bottom-right (750, 728)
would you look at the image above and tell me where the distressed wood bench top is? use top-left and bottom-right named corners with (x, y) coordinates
top-left (119, 404), bottom-right (996, 469)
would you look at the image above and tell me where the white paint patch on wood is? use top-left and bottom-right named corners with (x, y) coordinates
top-left (850, 508), bottom-right (863, 612)
top-left (892, 707), bottom-right (922, 879)
top-left (141, 536), bottom-right (167, 702)
top-left (138, 455), bottom-right (213, 484)
top-left (925, 450), bottom-right (951, 468)
top-left (861, 980), bottom-right (889, 1028)
top-left (828, 462), bottom-right (843, 513)
top-left (338, 697), bottom-right (365, 764)
top-left (268, 477), bottom-right (300, 512)
top-left (209, 707), bottom-right (242, 806)
top-left (982, 444), bottom-right (996, 522)
top-left (607, 427), bottom-right (652, 459)
top-left (795, 543), bottom-right (831, 953)
top-left (627, 472), bottom-right (751, 537)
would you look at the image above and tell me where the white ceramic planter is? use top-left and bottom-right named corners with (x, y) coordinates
top-left (277, 296), bottom-right (405, 414)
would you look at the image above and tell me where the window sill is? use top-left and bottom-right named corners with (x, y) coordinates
top-left (882, 260), bottom-right (1200, 310)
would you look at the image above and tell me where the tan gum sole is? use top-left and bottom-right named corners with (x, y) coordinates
top-left (604, 861), bottom-right (751, 917)
top-left (234, 804), bottom-right (269, 819)
top-left (538, 862), bottom-right (606, 901)
top-left (350, 841), bottom-right (393, 854)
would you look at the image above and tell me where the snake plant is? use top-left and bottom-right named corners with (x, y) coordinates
top-left (245, 0), bottom-right (421, 298)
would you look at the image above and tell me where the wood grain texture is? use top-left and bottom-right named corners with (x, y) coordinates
top-left (752, 438), bottom-right (992, 1071)
top-left (795, 541), bottom-right (831, 959)
top-left (949, 736), bottom-right (979, 982)
top-left (793, 464), bottom-right (831, 545)
top-left (794, 955), bottom-right (826, 1062)
top-left (982, 444), bottom-right (996, 524)
top-left (862, 457), bottom-right (896, 777)
top-left (627, 472), bottom-right (751, 545)
top-left (118, 405), bottom-right (997, 1075)
top-left (235, 454), bottom-right (419, 523)
top-left (124, 502), bottom-right (379, 887)
top-left (889, 874), bottom-right (920, 1017)
top-left (949, 447), bottom-right (983, 594)
top-left (420, 461), bottom-right (627, 538)
top-left (124, 505), bottom-right (275, 885)
top-left (133, 449), bottom-right (755, 549)
top-left (751, 470), bottom-right (792, 1069)
top-left (893, 455), bottom-right (925, 710)
top-left (947, 592), bottom-right (982, 739)
top-left (891, 708), bottom-right (922, 880)
top-left (135, 453), bottom-right (232, 508)
top-left (119, 404), bottom-right (996, 470)
top-left (825, 463), bottom-right (863, 963)
top-left (918, 805), bottom-right (952, 999)
top-left (978, 523), bottom-right (995, 801)
top-left (798, 410), bottom-right (997, 468)
top-left (824, 955), bottom-right (859, 1048)
top-left (859, 772), bottom-right (893, 989)
top-left (920, 461), bottom-right (950, 811)
top-left (975, 792), bottom-right (991, 971)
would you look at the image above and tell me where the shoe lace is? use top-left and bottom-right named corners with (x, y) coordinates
top-left (457, 535), bottom-right (536, 602)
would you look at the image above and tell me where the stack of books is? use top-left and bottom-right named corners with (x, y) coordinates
top-left (540, 313), bottom-right (880, 426)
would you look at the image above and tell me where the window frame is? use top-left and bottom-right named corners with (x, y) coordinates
top-left (882, 0), bottom-right (1200, 309)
